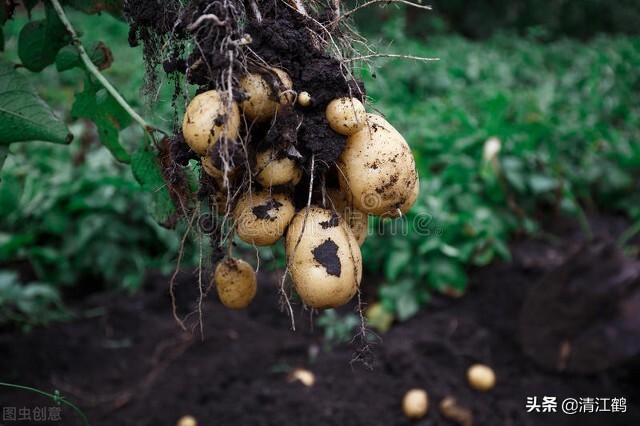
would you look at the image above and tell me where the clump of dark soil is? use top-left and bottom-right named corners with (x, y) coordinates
top-left (124, 0), bottom-right (363, 183)
top-left (1, 215), bottom-right (638, 426)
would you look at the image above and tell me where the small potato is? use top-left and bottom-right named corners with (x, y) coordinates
top-left (467, 364), bottom-right (496, 391)
top-left (289, 368), bottom-right (315, 387)
top-left (326, 97), bottom-right (366, 136)
top-left (285, 206), bottom-right (362, 309)
top-left (326, 188), bottom-right (368, 246)
top-left (182, 90), bottom-right (240, 156)
top-left (201, 156), bottom-right (223, 179)
top-left (254, 149), bottom-right (303, 187)
top-left (177, 415), bottom-right (197, 426)
top-left (337, 113), bottom-right (419, 217)
top-left (240, 68), bottom-right (293, 122)
top-left (234, 191), bottom-right (295, 246)
top-left (214, 257), bottom-right (257, 309)
top-left (402, 389), bottom-right (429, 419)
top-left (298, 91), bottom-right (311, 107)
top-left (440, 397), bottom-right (473, 426)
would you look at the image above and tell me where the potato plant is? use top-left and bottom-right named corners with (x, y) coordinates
top-left (120, 0), bottom-right (428, 328)
top-left (0, 0), bottom-right (431, 336)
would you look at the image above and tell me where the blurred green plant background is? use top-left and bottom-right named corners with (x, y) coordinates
top-left (1, 1), bottom-right (639, 329)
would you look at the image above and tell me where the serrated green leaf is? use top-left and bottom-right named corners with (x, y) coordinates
top-left (131, 147), bottom-right (176, 223)
top-left (55, 42), bottom-right (112, 72)
top-left (17, 5), bottom-right (69, 72)
top-left (64, 0), bottom-right (124, 15)
top-left (0, 59), bottom-right (73, 145)
top-left (71, 77), bottom-right (131, 162)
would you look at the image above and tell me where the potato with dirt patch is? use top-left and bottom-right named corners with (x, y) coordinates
top-left (214, 257), bottom-right (257, 309)
top-left (240, 68), bottom-right (293, 122)
top-left (337, 113), bottom-right (419, 217)
top-left (182, 90), bottom-right (240, 156)
top-left (326, 188), bottom-right (368, 246)
top-left (285, 206), bottom-right (362, 309)
top-left (254, 149), bottom-right (302, 187)
top-left (234, 190), bottom-right (295, 246)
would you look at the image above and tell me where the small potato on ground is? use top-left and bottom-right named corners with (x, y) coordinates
top-left (467, 364), bottom-right (496, 391)
top-left (402, 388), bottom-right (429, 419)
top-left (176, 415), bottom-right (197, 426)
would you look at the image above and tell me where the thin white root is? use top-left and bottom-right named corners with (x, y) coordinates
top-left (250, 0), bottom-right (263, 22)
top-left (187, 14), bottom-right (229, 32)
top-left (344, 53), bottom-right (440, 63)
top-left (291, 0), bottom-right (309, 16)
top-left (338, 0), bottom-right (432, 22)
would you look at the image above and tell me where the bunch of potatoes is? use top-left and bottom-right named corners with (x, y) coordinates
top-left (182, 67), bottom-right (419, 311)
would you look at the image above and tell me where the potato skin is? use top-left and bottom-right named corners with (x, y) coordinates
top-left (337, 113), bottom-right (419, 217)
top-left (214, 257), bottom-right (257, 309)
top-left (182, 90), bottom-right (240, 156)
top-left (240, 68), bottom-right (293, 122)
top-left (402, 389), bottom-right (429, 419)
top-left (467, 364), bottom-right (496, 391)
top-left (326, 188), bottom-right (368, 246)
top-left (234, 191), bottom-right (295, 246)
top-left (254, 149), bottom-right (302, 187)
top-left (201, 156), bottom-right (223, 179)
top-left (285, 206), bottom-right (362, 309)
top-left (326, 97), bottom-right (366, 136)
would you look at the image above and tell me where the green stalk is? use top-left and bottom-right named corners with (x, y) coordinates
top-left (0, 382), bottom-right (90, 425)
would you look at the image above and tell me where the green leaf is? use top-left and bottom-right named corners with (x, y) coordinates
top-left (384, 250), bottom-right (412, 281)
top-left (0, 59), bottom-right (73, 145)
top-left (0, 146), bottom-right (7, 172)
top-left (64, 0), bottom-right (124, 15)
top-left (71, 77), bottom-right (131, 162)
top-left (395, 291), bottom-right (420, 321)
top-left (17, 4), bottom-right (69, 72)
top-left (0, 27), bottom-right (4, 52)
top-left (55, 42), bottom-right (113, 72)
top-left (131, 147), bottom-right (176, 223)
top-left (428, 257), bottom-right (467, 291)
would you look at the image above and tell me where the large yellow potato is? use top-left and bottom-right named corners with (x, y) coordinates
top-left (234, 190), bottom-right (295, 246)
top-left (214, 257), bottom-right (257, 309)
top-left (254, 149), bottom-right (302, 187)
top-left (326, 188), bottom-right (368, 246)
top-left (337, 113), bottom-right (419, 217)
top-left (182, 90), bottom-right (240, 156)
top-left (240, 68), bottom-right (293, 122)
top-left (285, 206), bottom-right (362, 309)
top-left (326, 97), bottom-right (366, 136)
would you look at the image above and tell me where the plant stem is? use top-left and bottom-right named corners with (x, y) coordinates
top-left (49, 0), bottom-right (154, 133)
top-left (0, 382), bottom-right (90, 426)
top-left (618, 219), bottom-right (640, 248)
